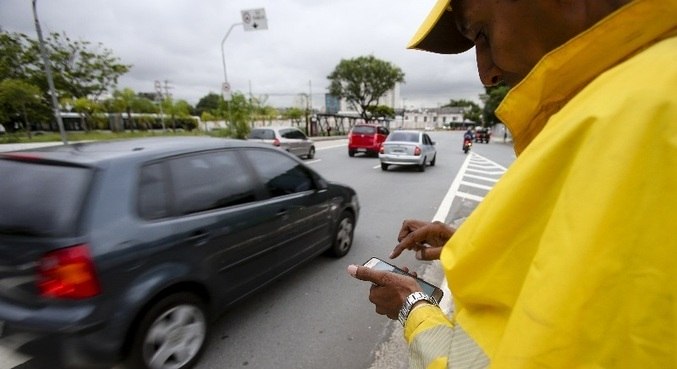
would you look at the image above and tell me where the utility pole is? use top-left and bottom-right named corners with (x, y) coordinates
top-left (154, 80), bottom-right (166, 132)
top-left (32, 0), bottom-right (67, 144)
top-left (163, 80), bottom-right (173, 100)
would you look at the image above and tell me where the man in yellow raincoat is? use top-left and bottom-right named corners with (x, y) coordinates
top-left (348, 0), bottom-right (676, 367)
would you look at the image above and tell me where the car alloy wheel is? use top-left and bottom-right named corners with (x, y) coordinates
top-left (328, 211), bottom-right (354, 257)
top-left (127, 293), bottom-right (208, 369)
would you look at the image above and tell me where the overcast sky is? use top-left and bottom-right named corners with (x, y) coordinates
top-left (0, 0), bottom-right (483, 110)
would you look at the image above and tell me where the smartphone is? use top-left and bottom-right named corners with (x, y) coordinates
top-left (363, 257), bottom-right (444, 302)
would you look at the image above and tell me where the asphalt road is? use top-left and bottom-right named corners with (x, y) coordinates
top-left (0, 131), bottom-right (516, 369)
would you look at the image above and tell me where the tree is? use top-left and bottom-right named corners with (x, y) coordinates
top-left (367, 105), bottom-right (395, 120)
top-left (0, 79), bottom-right (42, 138)
top-left (327, 55), bottom-right (404, 122)
top-left (1, 30), bottom-right (130, 130)
top-left (66, 97), bottom-right (88, 131)
top-left (113, 88), bottom-right (139, 131)
top-left (283, 107), bottom-right (304, 126)
top-left (36, 32), bottom-right (130, 100)
top-left (223, 92), bottom-right (251, 139)
top-left (0, 32), bottom-right (34, 81)
top-left (482, 84), bottom-right (510, 125)
top-left (195, 92), bottom-right (222, 117)
top-left (163, 98), bottom-right (192, 131)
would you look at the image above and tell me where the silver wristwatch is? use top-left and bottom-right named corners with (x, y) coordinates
top-left (398, 291), bottom-right (438, 326)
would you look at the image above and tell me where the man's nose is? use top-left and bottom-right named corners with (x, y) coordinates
top-left (476, 47), bottom-right (503, 86)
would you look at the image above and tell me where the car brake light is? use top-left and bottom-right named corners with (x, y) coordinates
top-left (379, 145), bottom-right (384, 154)
top-left (38, 244), bottom-right (101, 299)
top-left (414, 146), bottom-right (422, 156)
top-left (273, 138), bottom-right (280, 147)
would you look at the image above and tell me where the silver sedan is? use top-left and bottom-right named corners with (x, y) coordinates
top-left (379, 130), bottom-right (437, 172)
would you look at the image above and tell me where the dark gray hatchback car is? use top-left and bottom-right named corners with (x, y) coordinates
top-left (0, 137), bottom-right (359, 369)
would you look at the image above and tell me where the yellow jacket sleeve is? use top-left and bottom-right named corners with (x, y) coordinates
top-left (404, 304), bottom-right (489, 369)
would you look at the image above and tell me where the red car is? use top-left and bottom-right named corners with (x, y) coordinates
top-left (348, 124), bottom-right (389, 157)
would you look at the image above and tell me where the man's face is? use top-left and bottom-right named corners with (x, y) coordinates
top-left (453, 0), bottom-right (572, 87)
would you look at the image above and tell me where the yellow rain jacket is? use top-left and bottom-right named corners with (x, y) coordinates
top-left (405, 0), bottom-right (677, 368)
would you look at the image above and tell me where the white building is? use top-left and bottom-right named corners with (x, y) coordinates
top-left (399, 106), bottom-right (473, 130)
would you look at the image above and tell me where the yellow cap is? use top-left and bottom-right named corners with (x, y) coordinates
top-left (407, 0), bottom-right (474, 54)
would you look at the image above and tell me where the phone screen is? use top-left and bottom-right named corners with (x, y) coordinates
top-left (363, 257), bottom-right (443, 302)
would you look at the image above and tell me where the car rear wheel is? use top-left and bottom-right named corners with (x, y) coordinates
top-left (418, 160), bottom-right (426, 172)
top-left (126, 293), bottom-right (208, 369)
top-left (381, 163), bottom-right (388, 171)
top-left (306, 146), bottom-right (315, 159)
top-left (430, 154), bottom-right (436, 166)
top-left (327, 211), bottom-right (354, 257)
top-left (348, 149), bottom-right (355, 157)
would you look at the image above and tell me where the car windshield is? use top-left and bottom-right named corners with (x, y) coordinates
top-left (388, 132), bottom-right (419, 143)
top-left (248, 129), bottom-right (275, 140)
top-left (352, 126), bottom-right (376, 135)
top-left (0, 159), bottom-right (91, 237)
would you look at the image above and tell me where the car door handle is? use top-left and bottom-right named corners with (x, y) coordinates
top-left (276, 209), bottom-right (289, 218)
top-left (186, 231), bottom-right (209, 246)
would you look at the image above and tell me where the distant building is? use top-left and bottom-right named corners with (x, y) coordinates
top-left (324, 83), bottom-right (401, 117)
top-left (400, 106), bottom-right (475, 130)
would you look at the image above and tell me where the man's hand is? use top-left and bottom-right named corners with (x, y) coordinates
top-left (347, 264), bottom-right (422, 320)
top-left (390, 219), bottom-right (455, 260)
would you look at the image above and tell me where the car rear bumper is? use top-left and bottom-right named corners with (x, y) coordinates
top-left (0, 300), bottom-right (122, 366)
top-left (379, 154), bottom-right (423, 166)
top-left (348, 144), bottom-right (380, 152)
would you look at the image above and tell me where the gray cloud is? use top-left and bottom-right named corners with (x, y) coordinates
top-left (0, 0), bottom-right (483, 109)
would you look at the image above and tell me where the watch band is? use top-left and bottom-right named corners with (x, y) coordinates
top-left (398, 291), bottom-right (438, 326)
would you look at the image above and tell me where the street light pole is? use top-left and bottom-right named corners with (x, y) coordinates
top-left (221, 23), bottom-right (242, 127)
top-left (220, 22), bottom-right (242, 89)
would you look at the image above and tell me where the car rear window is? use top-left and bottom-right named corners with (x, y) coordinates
top-left (388, 132), bottom-right (420, 143)
top-left (0, 159), bottom-right (91, 237)
top-left (248, 129), bottom-right (275, 140)
top-left (352, 126), bottom-right (376, 135)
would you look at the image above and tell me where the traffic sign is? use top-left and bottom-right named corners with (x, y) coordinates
top-left (222, 82), bottom-right (232, 101)
top-left (241, 8), bottom-right (268, 31)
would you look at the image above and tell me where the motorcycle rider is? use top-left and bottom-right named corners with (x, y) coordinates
top-left (462, 127), bottom-right (474, 150)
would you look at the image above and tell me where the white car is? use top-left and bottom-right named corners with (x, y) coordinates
top-left (247, 126), bottom-right (316, 159)
top-left (379, 130), bottom-right (437, 172)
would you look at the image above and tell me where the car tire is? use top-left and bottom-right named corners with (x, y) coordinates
top-left (348, 149), bottom-right (355, 157)
top-left (430, 154), bottom-right (436, 166)
top-left (125, 293), bottom-right (208, 369)
top-left (381, 163), bottom-right (388, 171)
top-left (418, 160), bottom-right (426, 172)
top-left (306, 146), bottom-right (315, 159)
top-left (327, 210), bottom-right (355, 257)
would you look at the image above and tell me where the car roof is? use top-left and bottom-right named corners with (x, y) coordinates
top-left (251, 126), bottom-right (300, 131)
top-left (0, 137), bottom-right (271, 166)
top-left (392, 130), bottom-right (422, 134)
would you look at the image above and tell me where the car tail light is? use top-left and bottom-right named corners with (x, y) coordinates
top-left (273, 138), bottom-right (281, 147)
top-left (414, 146), bottom-right (422, 156)
top-left (379, 145), bottom-right (384, 154)
top-left (38, 244), bottom-right (101, 299)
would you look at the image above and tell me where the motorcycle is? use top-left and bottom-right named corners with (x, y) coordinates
top-left (463, 138), bottom-right (473, 154)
